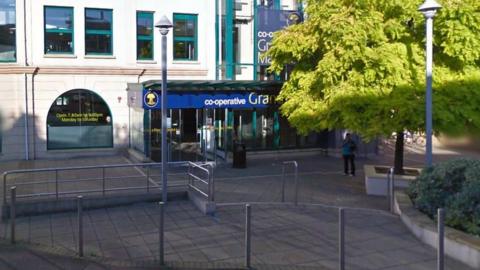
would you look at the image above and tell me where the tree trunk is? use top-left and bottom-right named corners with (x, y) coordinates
top-left (394, 131), bottom-right (405, 175)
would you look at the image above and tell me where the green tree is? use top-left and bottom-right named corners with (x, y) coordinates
top-left (267, 0), bottom-right (480, 173)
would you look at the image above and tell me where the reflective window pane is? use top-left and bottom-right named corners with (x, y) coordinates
top-left (137, 40), bottom-right (153, 59)
top-left (85, 9), bottom-right (112, 31)
top-left (45, 32), bottom-right (73, 53)
top-left (136, 12), bottom-right (153, 60)
top-left (44, 6), bottom-right (73, 54)
top-left (174, 20), bottom-right (195, 37)
top-left (85, 8), bottom-right (112, 54)
top-left (173, 14), bottom-right (197, 60)
top-left (85, 34), bottom-right (111, 54)
top-left (174, 40), bottom-right (195, 60)
top-left (45, 7), bottom-right (73, 31)
top-left (0, 0), bottom-right (16, 61)
top-left (137, 13), bottom-right (153, 36)
top-left (47, 89), bottom-right (113, 150)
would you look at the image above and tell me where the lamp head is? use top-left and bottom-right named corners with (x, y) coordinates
top-left (155, 15), bottom-right (173, 35)
top-left (418, 0), bottom-right (442, 14)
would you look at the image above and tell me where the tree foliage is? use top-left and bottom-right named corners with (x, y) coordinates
top-left (267, 0), bottom-right (480, 140)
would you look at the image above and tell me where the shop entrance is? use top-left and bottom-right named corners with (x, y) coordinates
top-left (150, 108), bottom-right (224, 162)
top-left (181, 109), bottom-right (197, 142)
top-left (175, 108), bottom-right (200, 161)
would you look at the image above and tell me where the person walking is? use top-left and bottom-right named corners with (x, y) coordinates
top-left (342, 133), bottom-right (357, 176)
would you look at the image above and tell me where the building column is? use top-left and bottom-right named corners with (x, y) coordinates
top-left (225, 0), bottom-right (234, 80)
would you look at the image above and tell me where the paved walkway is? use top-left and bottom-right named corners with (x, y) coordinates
top-left (214, 152), bottom-right (385, 210)
top-left (0, 201), bottom-right (472, 269)
top-left (0, 147), bottom-right (477, 269)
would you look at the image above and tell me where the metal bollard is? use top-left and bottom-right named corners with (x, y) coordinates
top-left (55, 170), bottom-right (59, 200)
top-left (294, 163), bottom-right (298, 206)
top-left (437, 208), bottom-right (445, 270)
top-left (339, 208), bottom-right (345, 270)
top-left (209, 165), bottom-right (215, 202)
top-left (281, 166), bottom-right (286, 203)
top-left (245, 204), bottom-right (251, 269)
top-left (3, 173), bottom-right (7, 204)
top-left (146, 166), bottom-right (151, 193)
top-left (389, 167), bottom-right (395, 213)
top-left (10, 186), bottom-right (16, 244)
top-left (77, 196), bottom-right (84, 257)
top-left (159, 202), bottom-right (165, 265)
top-left (102, 167), bottom-right (106, 196)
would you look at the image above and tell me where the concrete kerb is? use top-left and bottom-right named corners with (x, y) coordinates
top-left (215, 201), bottom-right (398, 218)
top-left (394, 190), bottom-right (480, 269)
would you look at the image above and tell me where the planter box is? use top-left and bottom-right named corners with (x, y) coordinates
top-left (364, 165), bottom-right (420, 196)
top-left (395, 190), bottom-right (480, 268)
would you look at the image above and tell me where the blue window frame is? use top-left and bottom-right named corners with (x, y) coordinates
top-left (173, 14), bottom-right (197, 61)
top-left (136, 11), bottom-right (154, 60)
top-left (0, 0), bottom-right (16, 62)
top-left (44, 6), bottom-right (74, 54)
top-left (85, 8), bottom-right (112, 55)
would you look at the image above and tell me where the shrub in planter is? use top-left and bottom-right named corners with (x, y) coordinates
top-left (408, 158), bottom-right (480, 236)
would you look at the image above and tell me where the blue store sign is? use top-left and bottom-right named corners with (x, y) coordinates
top-left (143, 90), bottom-right (274, 110)
top-left (257, 7), bottom-right (302, 66)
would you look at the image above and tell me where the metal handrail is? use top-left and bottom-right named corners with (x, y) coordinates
top-left (281, 161), bottom-right (298, 205)
top-left (187, 161), bottom-right (214, 202)
top-left (3, 161), bottom-right (189, 203)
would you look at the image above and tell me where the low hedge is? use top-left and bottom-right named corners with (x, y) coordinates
top-left (408, 158), bottom-right (480, 236)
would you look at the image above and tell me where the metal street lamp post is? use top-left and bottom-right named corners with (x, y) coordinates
top-left (418, 0), bottom-right (442, 167)
top-left (155, 16), bottom-right (173, 203)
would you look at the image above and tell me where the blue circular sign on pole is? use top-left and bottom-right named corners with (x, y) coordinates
top-left (144, 91), bottom-right (159, 109)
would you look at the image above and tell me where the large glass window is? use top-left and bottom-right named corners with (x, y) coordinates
top-left (136, 11), bottom-right (153, 60)
top-left (173, 14), bottom-right (197, 61)
top-left (47, 89), bottom-right (113, 150)
top-left (85, 8), bottom-right (112, 55)
top-left (0, 0), bottom-right (16, 62)
top-left (44, 6), bottom-right (74, 54)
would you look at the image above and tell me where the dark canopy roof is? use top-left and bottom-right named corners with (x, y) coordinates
top-left (142, 80), bottom-right (284, 92)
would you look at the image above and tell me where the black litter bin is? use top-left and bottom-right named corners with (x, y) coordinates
top-left (232, 142), bottom-right (246, 168)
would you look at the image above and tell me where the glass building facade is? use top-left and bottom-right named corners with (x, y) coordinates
top-left (148, 108), bottom-right (329, 162)
top-left (128, 81), bottom-right (330, 162)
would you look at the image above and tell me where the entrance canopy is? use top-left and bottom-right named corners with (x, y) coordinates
top-left (143, 80), bottom-right (283, 92)
top-left (127, 80), bottom-right (284, 110)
